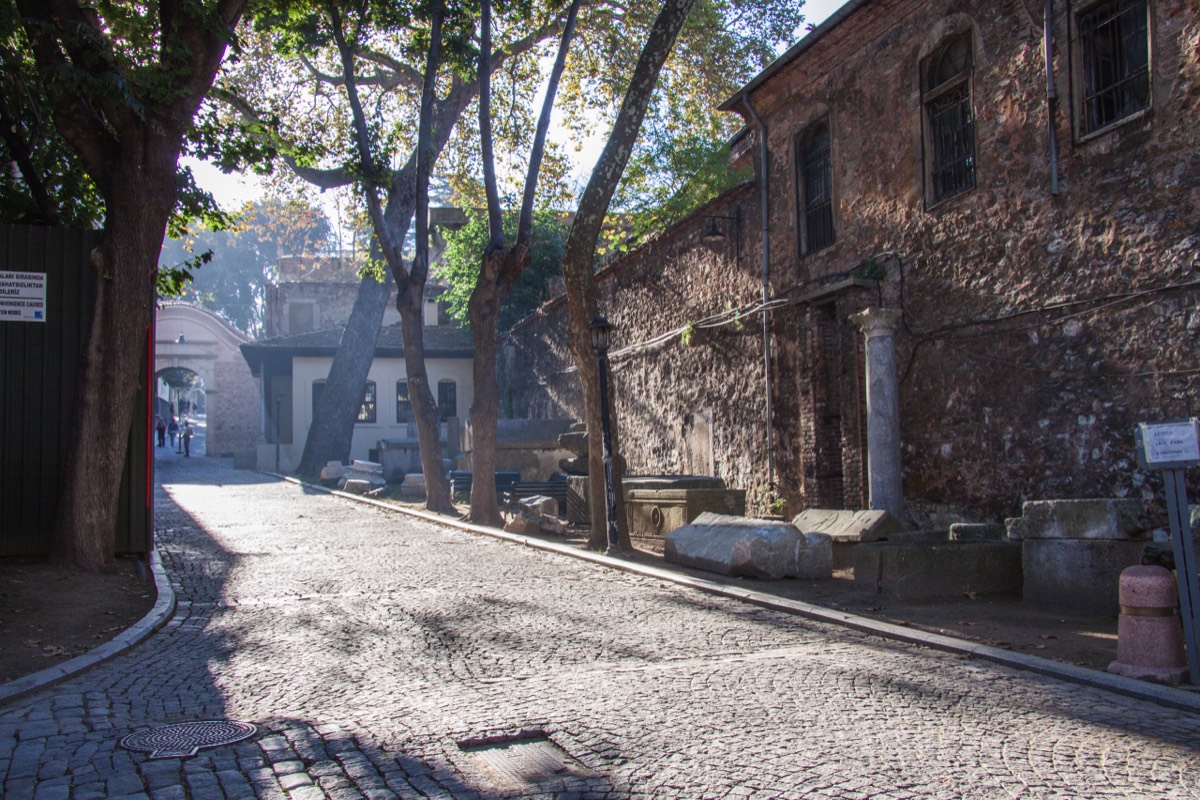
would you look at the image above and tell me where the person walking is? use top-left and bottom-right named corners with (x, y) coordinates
top-left (155, 415), bottom-right (166, 447)
top-left (168, 417), bottom-right (179, 448)
top-left (182, 421), bottom-right (193, 457)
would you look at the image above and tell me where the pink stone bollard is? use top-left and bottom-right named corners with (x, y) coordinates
top-left (1108, 564), bottom-right (1189, 685)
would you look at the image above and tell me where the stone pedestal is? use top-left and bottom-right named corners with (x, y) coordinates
top-left (1108, 565), bottom-right (1188, 685)
top-left (1010, 499), bottom-right (1151, 615)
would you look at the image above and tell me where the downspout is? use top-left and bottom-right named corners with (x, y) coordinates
top-left (741, 91), bottom-right (775, 492)
top-left (1044, 0), bottom-right (1061, 195)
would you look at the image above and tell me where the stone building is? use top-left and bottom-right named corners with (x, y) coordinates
top-left (502, 0), bottom-right (1200, 526)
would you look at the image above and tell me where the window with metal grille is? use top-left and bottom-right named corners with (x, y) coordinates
top-left (358, 381), bottom-right (377, 423)
top-left (923, 33), bottom-right (976, 204)
top-left (437, 379), bottom-right (457, 421)
top-left (396, 380), bottom-right (413, 424)
top-left (1076, 0), bottom-right (1149, 135)
top-left (312, 378), bottom-right (376, 424)
top-left (798, 121), bottom-right (835, 253)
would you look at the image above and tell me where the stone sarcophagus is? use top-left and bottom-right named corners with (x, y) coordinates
top-left (623, 476), bottom-right (745, 550)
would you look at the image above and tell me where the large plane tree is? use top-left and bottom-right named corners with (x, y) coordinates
top-left (9, 0), bottom-right (251, 570)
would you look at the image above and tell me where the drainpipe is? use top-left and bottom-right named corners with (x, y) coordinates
top-left (1044, 0), bottom-right (1061, 195)
top-left (740, 91), bottom-right (775, 492)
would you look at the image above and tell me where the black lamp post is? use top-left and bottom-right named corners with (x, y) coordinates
top-left (590, 315), bottom-right (621, 554)
top-left (273, 392), bottom-right (284, 473)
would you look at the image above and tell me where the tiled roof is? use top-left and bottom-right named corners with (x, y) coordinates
top-left (240, 323), bottom-right (474, 373)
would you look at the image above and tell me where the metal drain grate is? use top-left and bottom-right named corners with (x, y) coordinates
top-left (120, 720), bottom-right (257, 759)
top-left (459, 732), bottom-right (598, 791)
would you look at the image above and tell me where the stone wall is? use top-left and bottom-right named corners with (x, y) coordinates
top-left (502, 186), bottom-right (779, 508)
top-left (504, 0), bottom-right (1200, 523)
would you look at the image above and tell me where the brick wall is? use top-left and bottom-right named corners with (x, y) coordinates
top-left (504, 0), bottom-right (1200, 524)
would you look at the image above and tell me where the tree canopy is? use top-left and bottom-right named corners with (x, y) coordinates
top-left (160, 197), bottom-right (333, 336)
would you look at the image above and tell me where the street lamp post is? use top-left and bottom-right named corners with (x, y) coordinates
top-left (590, 315), bottom-right (621, 554)
top-left (273, 393), bottom-right (284, 473)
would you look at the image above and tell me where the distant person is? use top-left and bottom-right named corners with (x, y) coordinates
top-left (182, 421), bottom-right (193, 457)
top-left (155, 415), bottom-right (166, 447)
top-left (168, 417), bottom-right (179, 447)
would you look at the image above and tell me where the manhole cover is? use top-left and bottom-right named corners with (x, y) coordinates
top-left (120, 720), bottom-right (257, 758)
top-left (459, 732), bottom-right (598, 791)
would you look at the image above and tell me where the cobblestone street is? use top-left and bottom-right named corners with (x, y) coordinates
top-left (3, 458), bottom-right (1200, 799)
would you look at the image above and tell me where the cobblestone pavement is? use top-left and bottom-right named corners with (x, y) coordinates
top-left (3, 458), bottom-right (1200, 799)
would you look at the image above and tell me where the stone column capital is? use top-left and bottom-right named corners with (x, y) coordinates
top-left (850, 307), bottom-right (901, 336)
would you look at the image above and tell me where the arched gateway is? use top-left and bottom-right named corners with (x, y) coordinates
top-left (155, 304), bottom-right (258, 459)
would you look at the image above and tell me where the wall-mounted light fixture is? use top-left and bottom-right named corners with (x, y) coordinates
top-left (699, 207), bottom-right (741, 257)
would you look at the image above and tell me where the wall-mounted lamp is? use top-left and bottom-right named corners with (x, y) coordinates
top-left (700, 207), bottom-right (741, 256)
top-left (176, 333), bottom-right (186, 344)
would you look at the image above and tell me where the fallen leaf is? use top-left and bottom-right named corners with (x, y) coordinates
top-left (866, 606), bottom-right (883, 612)
top-left (1039, 634), bottom-right (1057, 640)
top-left (963, 592), bottom-right (978, 600)
top-left (957, 621), bottom-right (978, 626)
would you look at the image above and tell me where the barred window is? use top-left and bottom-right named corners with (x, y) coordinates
top-left (1075, 0), bottom-right (1149, 135)
top-left (923, 33), bottom-right (976, 204)
top-left (396, 380), bottom-right (413, 424)
top-left (357, 381), bottom-right (377, 423)
top-left (312, 378), bottom-right (376, 424)
top-left (437, 379), bottom-right (457, 421)
top-left (798, 120), bottom-right (835, 253)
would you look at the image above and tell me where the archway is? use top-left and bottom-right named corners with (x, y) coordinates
top-left (155, 304), bottom-right (259, 459)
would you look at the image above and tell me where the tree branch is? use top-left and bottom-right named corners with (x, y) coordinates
top-left (327, 1), bottom-right (402, 272)
top-left (479, 0), bottom-right (504, 252)
top-left (517, 0), bottom-right (582, 250)
top-left (211, 85), bottom-right (357, 190)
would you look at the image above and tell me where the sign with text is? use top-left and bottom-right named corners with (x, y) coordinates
top-left (1135, 419), bottom-right (1200, 469)
top-left (0, 271), bottom-right (46, 322)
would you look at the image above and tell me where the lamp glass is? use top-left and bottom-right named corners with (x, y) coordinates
top-left (589, 315), bottom-right (611, 351)
top-left (702, 220), bottom-right (725, 243)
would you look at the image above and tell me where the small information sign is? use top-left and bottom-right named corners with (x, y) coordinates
top-left (0, 271), bottom-right (47, 322)
top-left (1135, 419), bottom-right (1200, 469)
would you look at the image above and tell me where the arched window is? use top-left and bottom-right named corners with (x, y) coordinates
top-left (437, 379), bottom-right (457, 421)
top-left (923, 32), bottom-right (976, 204)
top-left (796, 118), bottom-right (834, 253)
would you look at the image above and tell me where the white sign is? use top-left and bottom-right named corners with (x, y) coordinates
top-left (0, 271), bottom-right (47, 322)
top-left (1137, 420), bottom-right (1200, 467)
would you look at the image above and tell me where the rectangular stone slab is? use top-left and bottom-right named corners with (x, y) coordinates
top-left (791, 509), bottom-right (906, 544)
top-left (853, 541), bottom-right (1022, 600)
top-left (1006, 499), bottom-right (1149, 541)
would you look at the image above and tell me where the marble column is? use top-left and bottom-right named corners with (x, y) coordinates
top-left (850, 307), bottom-right (903, 520)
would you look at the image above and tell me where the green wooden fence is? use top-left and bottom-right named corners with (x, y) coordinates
top-left (0, 224), bottom-right (153, 558)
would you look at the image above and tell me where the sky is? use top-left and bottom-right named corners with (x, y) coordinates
top-left (185, 0), bottom-right (850, 215)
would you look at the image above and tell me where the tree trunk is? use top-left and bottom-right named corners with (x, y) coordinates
top-left (296, 270), bottom-right (391, 476)
top-left (398, 292), bottom-right (453, 513)
top-left (558, 0), bottom-right (697, 550)
top-left (54, 162), bottom-right (173, 570)
top-left (465, 251), bottom-right (509, 526)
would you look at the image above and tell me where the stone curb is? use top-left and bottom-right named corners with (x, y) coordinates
top-left (0, 549), bottom-right (177, 706)
top-left (284, 473), bottom-right (1200, 715)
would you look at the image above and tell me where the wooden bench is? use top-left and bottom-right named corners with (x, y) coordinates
top-left (450, 470), bottom-right (520, 502)
top-left (504, 479), bottom-right (569, 517)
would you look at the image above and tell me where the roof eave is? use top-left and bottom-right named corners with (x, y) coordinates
top-left (717, 0), bottom-right (877, 112)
